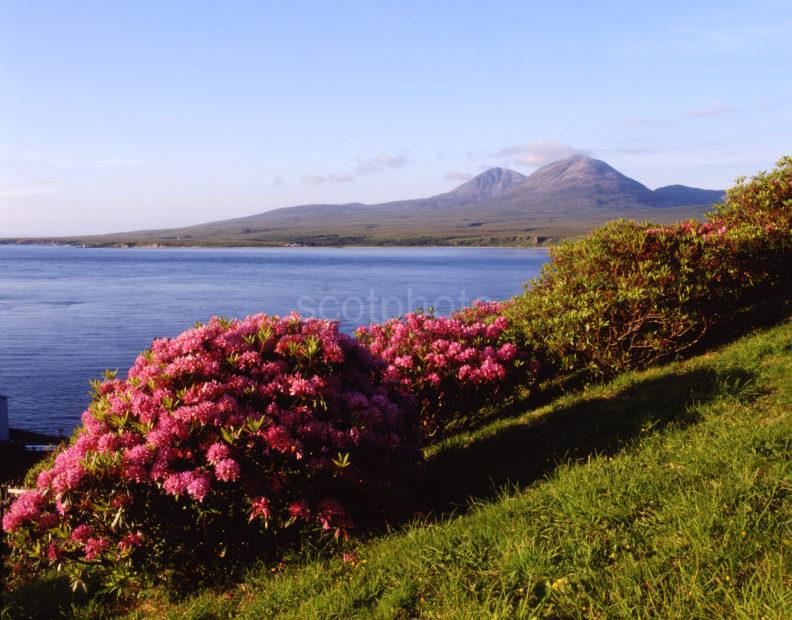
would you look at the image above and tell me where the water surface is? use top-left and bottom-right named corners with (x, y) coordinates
top-left (0, 245), bottom-right (549, 433)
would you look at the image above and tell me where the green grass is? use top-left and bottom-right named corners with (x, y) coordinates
top-left (4, 316), bottom-right (791, 618)
top-left (3, 204), bottom-right (710, 248)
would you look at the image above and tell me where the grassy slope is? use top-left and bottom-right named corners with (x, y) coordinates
top-left (3, 205), bottom-right (711, 248)
top-left (4, 316), bottom-right (791, 618)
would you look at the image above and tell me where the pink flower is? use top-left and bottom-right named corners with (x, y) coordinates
top-left (265, 425), bottom-right (296, 454)
top-left (288, 376), bottom-right (314, 396)
top-left (394, 355), bottom-right (414, 369)
top-left (205, 442), bottom-right (230, 465)
top-left (163, 472), bottom-right (188, 496)
top-left (185, 471), bottom-right (212, 501)
top-left (118, 531), bottom-right (144, 551)
top-left (83, 537), bottom-right (110, 561)
top-left (497, 343), bottom-right (518, 361)
top-left (123, 444), bottom-right (152, 482)
top-left (35, 470), bottom-right (52, 490)
top-left (1, 491), bottom-right (43, 533)
top-left (214, 458), bottom-right (241, 482)
top-left (70, 524), bottom-right (94, 543)
top-left (249, 496), bottom-right (271, 522)
top-left (97, 432), bottom-right (120, 453)
top-left (287, 500), bottom-right (311, 521)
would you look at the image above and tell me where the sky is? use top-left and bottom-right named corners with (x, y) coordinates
top-left (1, 0), bottom-right (791, 236)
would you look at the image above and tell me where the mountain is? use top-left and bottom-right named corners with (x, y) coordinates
top-left (14, 156), bottom-right (726, 247)
top-left (653, 184), bottom-right (726, 207)
top-left (514, 154), bottom-right (667, 207)
top-left (445, 167), bottom-right (529, 204)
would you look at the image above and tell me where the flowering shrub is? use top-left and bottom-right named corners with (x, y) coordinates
top-left (3, 313), bottom-right (420, 592)
top-left (508, 156), bottom-right (792, 377)
top-left (708, 155), bottom-right (792, 294)
top-left (710, 156), bottom-right (792, 232)
top-left (356, 302), bottom-right (535, 439)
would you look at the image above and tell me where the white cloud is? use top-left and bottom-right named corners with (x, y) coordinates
top-left (327, 173), bottom-right (354, 183)
top-left (0, 188), bottom-right (63, 197)
top-left (301, 174), bottom-right (327, 186)
top-left (371, 154), bottom-right (409, 168)
top-left (683, 103), bottom-right (736, 118)
top-left (623, 116), bottom-right (673, 129)
top-left (354, 153), bottom-right (410, 176)
top-left (624, 103), bottom-right (738, 128)
top-left (300, 172), bottom-right (354, 185)
top-left (494, 141), bottom-right (587, 167)
top-left (303, 152), bottom-right (410, 185)
top-left (675, 20), bottom-right (792, 53)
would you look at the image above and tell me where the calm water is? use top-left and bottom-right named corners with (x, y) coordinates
top-left (0, 244), bottom-right (549, 433)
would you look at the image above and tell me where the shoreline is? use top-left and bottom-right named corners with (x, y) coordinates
top-left (0, 239), bottom-right (556, 251)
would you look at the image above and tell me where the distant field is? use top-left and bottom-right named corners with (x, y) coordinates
top-left (4, 204), bottom-right (711, 248)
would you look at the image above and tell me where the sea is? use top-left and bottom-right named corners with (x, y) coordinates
top-left (0, 244), bottom-right (549, 433)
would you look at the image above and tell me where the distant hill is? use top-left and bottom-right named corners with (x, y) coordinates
top-left (9, 155), bottom-right (726, 247)
top-left (653, 184), bottom-right (727, 206)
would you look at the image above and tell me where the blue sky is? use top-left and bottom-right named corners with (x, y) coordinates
top-left (1, 0), bottom-right (790, 236)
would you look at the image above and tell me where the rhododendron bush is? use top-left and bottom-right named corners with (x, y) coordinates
top-left (356, 301), bottom-right (535, 439)
top-left (508, 156), bottom-right (792, 377)
top-left (2, 314), bottom-right (421, 591)
top-left (708, 155), bottom-right (792, 293)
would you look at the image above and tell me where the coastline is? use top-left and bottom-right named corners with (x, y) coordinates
top-left (0, 239), bottom-right (559, 250)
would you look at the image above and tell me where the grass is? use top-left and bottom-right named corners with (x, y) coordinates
top-left (3, 315), bottom-right (791, 618)
top-left (3, 205), bottom-right (710, 248)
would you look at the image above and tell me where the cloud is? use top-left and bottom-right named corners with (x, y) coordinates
top-left (301, 174), bottom-right (327, 186)
top-left (683, 103), bottom-right (736, 118)
top-left (623, 116), bottom-right (672, 129)
top-left (443, 171), bottom-right (474, 182)
top-left (300, 173), bottom-right (354, 185)
top-left (598, 147), bottom-right (661, 156)
top-left (327, 173), bottom-right (354, 183)
top-left (623, 103), bottom-right (738, 128)
top-left (0, 188), bottom-right (63, 197)
top-left (272, 176), bottom-right (285, 187)
top-left (493, 141), bottom-right (587, 167)
top-left (353, 153), bottom-right (410, 176)
top-left (675, 20), bottom-right (792, 53)
top-left (372, 154), bottom-right (409, 168)
top-left (302, 152), bottom-right (410, 185)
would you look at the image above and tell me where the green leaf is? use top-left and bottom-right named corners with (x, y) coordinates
top-left (332, 452), bottom-right (351, 468)
top-left (111, 506), bottom-right (124, 530)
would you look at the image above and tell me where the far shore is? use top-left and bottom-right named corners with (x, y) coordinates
top-left (0, 239), bottom-right (558, 250)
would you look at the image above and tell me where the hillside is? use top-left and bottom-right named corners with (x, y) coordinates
top-left (7, 156), bottom-right (725, 247)
top-left (6, 305), bottom-right (789, 618)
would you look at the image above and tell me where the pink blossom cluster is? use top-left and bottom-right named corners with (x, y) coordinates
top-left (644, 220), bottom-right (728, 241)
top-left (356, 301), bottom-right (534, 438)
top-left (3, 313), bottom-right (420, 577)
top-left (2, 490), bottom-right (44, 533)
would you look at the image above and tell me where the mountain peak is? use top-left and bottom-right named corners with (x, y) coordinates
top-left (523, 154), bottom-right (643, 191)
top-left (537, 153), bottom-right (616, 175)
top-left (448, 167), bottom-right (528, 202)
